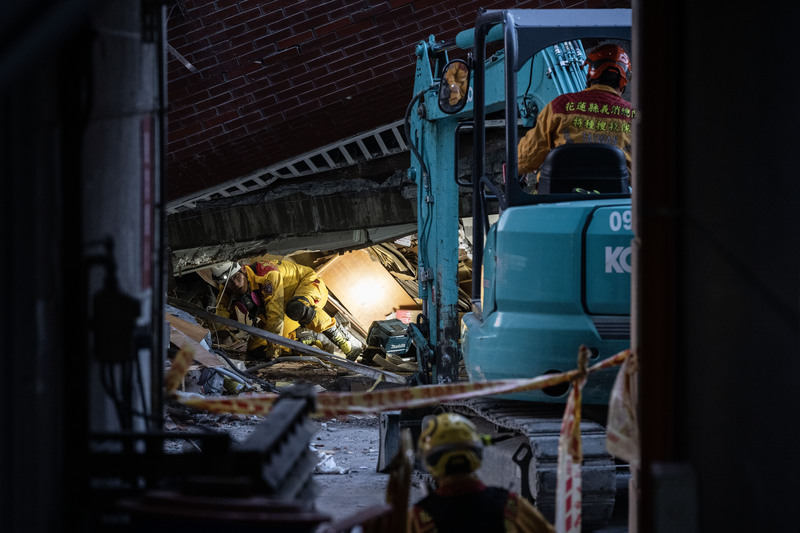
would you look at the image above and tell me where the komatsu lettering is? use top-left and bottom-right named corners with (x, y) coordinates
top-left (609, 209), bottom-right (632, 232)
top-left (606, 246), bottom-right (631, 273)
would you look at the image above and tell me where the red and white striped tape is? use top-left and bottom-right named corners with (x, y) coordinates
top-left (555, 346), bottom-right (590, 533)
top-left (167, 346), bottom-right (631, 532)
top-left (171, 349), bottom-right (629, 419)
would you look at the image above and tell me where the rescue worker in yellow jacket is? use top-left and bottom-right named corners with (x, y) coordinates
top-left (211, 259), bottom-right (363, 361)
top-left (408, 413), bottom-right (554, 533)
top-left (518, 43), bottom-right (635, 183)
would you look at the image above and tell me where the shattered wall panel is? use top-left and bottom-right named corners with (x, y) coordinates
top-left (318, 249), bottom-right (418, 331)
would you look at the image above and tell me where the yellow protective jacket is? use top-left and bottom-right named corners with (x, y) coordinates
top-left (518, 84), bottom-right (634, 178)
top-left (216, 260), bottom-right (335, 339)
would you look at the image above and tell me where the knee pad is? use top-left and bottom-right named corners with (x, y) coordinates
top-left (285, 296), bottom-right (316, 325)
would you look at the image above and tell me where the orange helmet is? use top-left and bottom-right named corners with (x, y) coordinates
top-left (584, 44), bottom-right (631, 91)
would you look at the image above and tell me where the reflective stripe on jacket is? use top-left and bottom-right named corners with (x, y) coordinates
top-left (518, 84), bottom-right (634, 177)
top-left (216, 260), bottom-right (330, 336)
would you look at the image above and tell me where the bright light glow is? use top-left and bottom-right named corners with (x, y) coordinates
top-left (349, 278), bottom-right (384, 308)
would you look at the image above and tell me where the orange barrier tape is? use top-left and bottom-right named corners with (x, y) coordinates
top-left (174, 349), bottom-right (631, 418)
top-left (556, 346), bottom-right (590, 533)
top-left (165, 345), bottom-right (195, 395)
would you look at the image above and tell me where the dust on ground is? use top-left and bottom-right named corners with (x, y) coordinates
top-left (166, 353), bottom-right (425, 524)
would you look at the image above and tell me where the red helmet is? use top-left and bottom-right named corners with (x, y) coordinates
top-left (584, 44), bottom-right (631, 91)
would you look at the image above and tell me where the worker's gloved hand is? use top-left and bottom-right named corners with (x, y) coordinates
top-left (296, 327), bottom-right (323, 349)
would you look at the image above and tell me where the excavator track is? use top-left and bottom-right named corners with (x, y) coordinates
top-left (445, 397), bottom-right (619, 530)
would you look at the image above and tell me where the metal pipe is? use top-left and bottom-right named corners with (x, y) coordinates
top-left (151, 0), bottom-right (167, 431)
top-left (471, 12), bottom-right (494, 300)
top-left (504, 12), bottom-right (520, 200)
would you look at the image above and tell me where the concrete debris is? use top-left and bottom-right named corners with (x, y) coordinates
top-left (164, 242), bottom-right (474, 397)
top-left (313, 448), bottom-right (351, 475)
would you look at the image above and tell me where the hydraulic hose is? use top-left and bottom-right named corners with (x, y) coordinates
top-left (404, 86), bottom-right (433, 184)
top-left (405, 85), bottom-right (436, 312)
top-left (213, 348), bottom-right (279, 393)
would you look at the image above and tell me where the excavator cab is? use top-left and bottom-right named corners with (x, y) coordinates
top-left (397, 9), bottom-right (634, 527)
top-left (457, 9), bottom-right (633, 405)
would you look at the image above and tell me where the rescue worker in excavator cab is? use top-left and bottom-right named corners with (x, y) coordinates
top-left (210, 260), bottom-right (363, 361)
top-left (518, 43), bottom-right (635, 186)
top-left (408, 413), bottom-right (555, 533)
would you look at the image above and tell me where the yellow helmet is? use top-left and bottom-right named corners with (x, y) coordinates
top-left (418, 413), bottom-right (484, 478)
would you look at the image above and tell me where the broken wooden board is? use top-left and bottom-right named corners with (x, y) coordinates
top-left (373, 354), bottom-right (417, 373)
top-left (326, 294), bottom-right (369, 338)
top-left (166, 312), bottom-right (210, 343)
top-left (317, 249), bottom-right (418, 333)
top-left (169, 326), bottom-right (226, 368)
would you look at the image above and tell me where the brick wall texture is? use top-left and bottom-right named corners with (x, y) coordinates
top-left (166, 0), bottom-right (630, 201)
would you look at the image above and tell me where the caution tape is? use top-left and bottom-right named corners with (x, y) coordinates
top-left (165, 344), bottom-right (195, 395)
top-left (555, 346), bottom-right (590, 533)
top-left (172, 348), bottom-right (630, 419)
top-left (606, 351), bottom-right (640, 468)
top-left (170, 347), bottom-right (631, 532)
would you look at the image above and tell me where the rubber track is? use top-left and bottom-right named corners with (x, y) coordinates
top-left (445, 397), bottom-right (616, 529)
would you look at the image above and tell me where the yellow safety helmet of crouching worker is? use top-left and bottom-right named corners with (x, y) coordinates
top-left (418, 413), bottom-right (488, 479)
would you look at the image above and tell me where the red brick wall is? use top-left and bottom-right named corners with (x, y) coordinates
top-left (166, 0), bottom-right (630, 200)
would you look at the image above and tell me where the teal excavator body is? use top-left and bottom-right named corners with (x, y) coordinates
top-left (397, 9), bottom-right (633, 527)
top-left (462, 199), bottom-right (632, 404)
top-left (407, 9), bottom-right (632, 403)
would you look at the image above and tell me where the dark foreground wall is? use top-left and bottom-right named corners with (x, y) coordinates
top-left (633, 2), bottom-right (800, 532)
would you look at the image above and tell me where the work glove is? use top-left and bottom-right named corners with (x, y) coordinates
top-left (296, 327), bottom-right (323, 349)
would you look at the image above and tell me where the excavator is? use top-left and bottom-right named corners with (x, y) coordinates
top-left (381, 8), bottom-right (633, 529)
